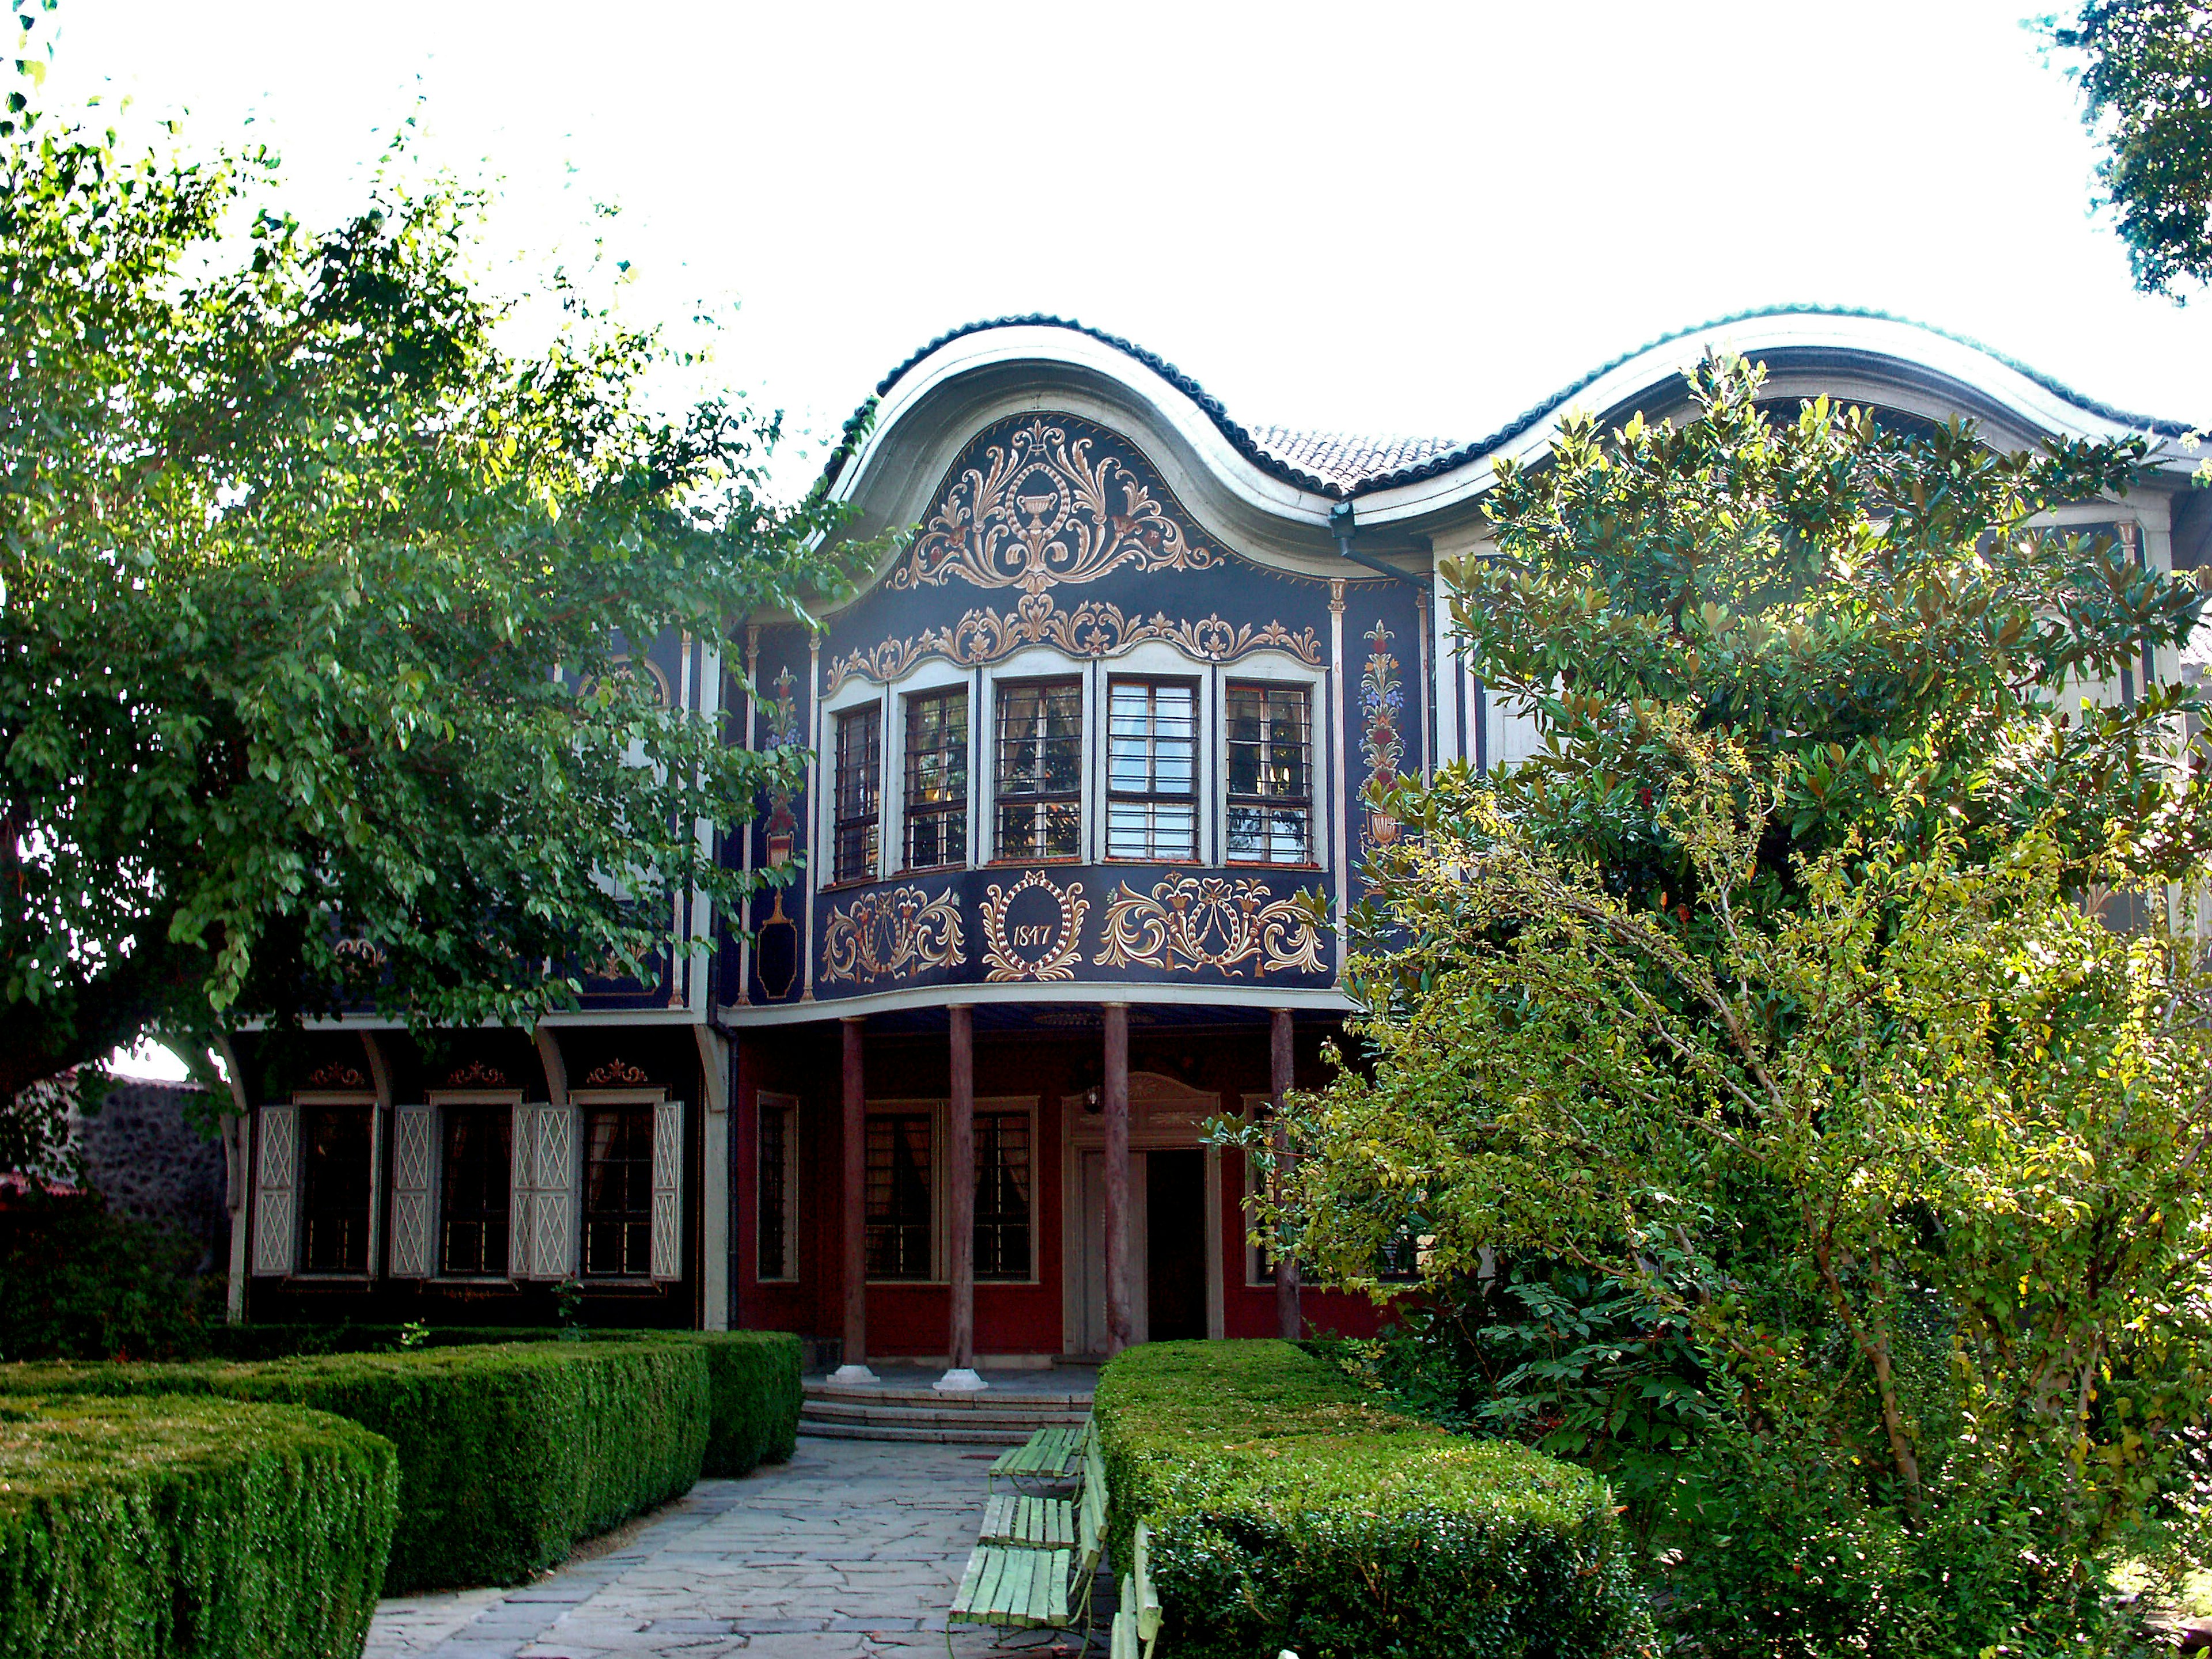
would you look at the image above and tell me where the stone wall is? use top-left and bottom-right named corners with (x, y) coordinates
top-left (71, 1080), bottom-right (231, 1277)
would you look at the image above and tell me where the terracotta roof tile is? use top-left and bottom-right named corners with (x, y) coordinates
top-left (1247, 426), bottom-right (1462, 491)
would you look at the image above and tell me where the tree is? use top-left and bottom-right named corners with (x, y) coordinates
top-left (1264, 357), bottom-right (2212, 1651)
top-left (1, 9), bottom-right (868, 1109)
top-left (2048, 0), bottom-right (2212, 298)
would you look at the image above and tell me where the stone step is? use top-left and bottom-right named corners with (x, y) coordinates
top-left (801, 1399), bottom-right (1086, 1433)
top-left (796, 1418), bottom-right (1044, 1445)
top-left (804, 1382), bottom-right (1092, 1411)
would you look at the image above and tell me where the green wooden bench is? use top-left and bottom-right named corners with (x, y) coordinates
top-left (1108, 1519), bottom-right (1162, 1659)
top-left (951, 1421), bottom-right (1106, 1649)
top-left (986, 1422), bottom-right (1086, 1488)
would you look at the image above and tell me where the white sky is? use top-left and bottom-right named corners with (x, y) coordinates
top-left (64, 0), bottom-right (2210, 1079)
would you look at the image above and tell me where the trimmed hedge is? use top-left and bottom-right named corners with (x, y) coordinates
top-left (0, 1340), bottom-right (708, 1593)
top-left (1096, 1340), bottom-right (1656, 1659)
top-left (200, 1325), bottom-right (802, 1474)
top-left (0, 1393), bottom-right (397, 1658)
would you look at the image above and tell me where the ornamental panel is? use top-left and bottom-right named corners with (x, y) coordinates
top-left (821, 883), bottom-right (965, 986)
top-left (1093, 875), bottom-right (1326, 976)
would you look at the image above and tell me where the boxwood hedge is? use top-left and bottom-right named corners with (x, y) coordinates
top-left (1095, 1340), bottom-right (1656, 1659)
top-left (0, 1340), bottom-right (708, 1592)
top-left (201, 1326), bottom-right (802, 1475)
top-left (0, 1393), bottom-right (397, 1658)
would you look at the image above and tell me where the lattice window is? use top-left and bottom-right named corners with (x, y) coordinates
top-left (865, 1112), bottom-right (933, 1280)
top-left (582, 1105), bottom-right (654, 1277)
top-left (994, 679), bottom-right (1081, 860)
top-left (903, 687), bottom-right (968, 870)
top-left (833, 704), bottom-right (881, 883)
top-left (1107, 679), bottom-right (1197, 861)
top-left (757, 1092), bottom-right (798, 1282)
top-left (300, 1105), bottom-right (373, 1274)
top-left (1225, 681), bottom-right (1313, 865)
top-left (440, 1105), bottom-right (512, 1277)
top-left (975, 1111), bottom-right (1032, 1281)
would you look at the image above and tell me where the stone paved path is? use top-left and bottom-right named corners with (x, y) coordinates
top-left (365, 1438), bottom-right (1105, 1659)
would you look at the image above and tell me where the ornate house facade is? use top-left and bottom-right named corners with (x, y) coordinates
top-left (229, 309), bottom-right (2207, 1377)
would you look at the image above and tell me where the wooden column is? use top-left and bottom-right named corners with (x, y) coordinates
top-left (831, 1017), bottom-right (875, 1382)
top-left (1271, 1007), bottom-right (1302, 1341)
top-left (937, 1006), bottom-right (985, 1390)
top-left (1103, 1002), bottom-right (1134, 1354)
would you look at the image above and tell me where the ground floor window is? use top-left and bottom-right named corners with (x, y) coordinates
top-left (975, 1110), bottom-right (1031, 1281)
top-left (441, 1104), bottom-right (512, 1276)
top-left (757, 1092), bottom-right (798, 1281)
top-left (583, 1104), bottom-right (654, 1277)
top-left (866, 1112), bottom-right (934, 1279)
top-left (300, 1105), bottom-right (372, 1273)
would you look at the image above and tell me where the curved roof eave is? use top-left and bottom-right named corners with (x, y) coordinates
top-left (812, 307), bottom-right (2203, 537)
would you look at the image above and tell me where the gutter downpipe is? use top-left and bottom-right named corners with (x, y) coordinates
top-left (1329, 498), bottom-right (1438, 776)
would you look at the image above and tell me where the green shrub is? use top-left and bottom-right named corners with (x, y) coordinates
top-left (0, 1340), bottom-right (708, 1592)
top-left (0, 1393), bottom-right (397, 1658)
top-left (199, 1324), bottom-right (803, 1476)
top-left (0, 1191), bottom-right (215, 1362)
top-left (1096, 1341), bottom-right (1656, 1659)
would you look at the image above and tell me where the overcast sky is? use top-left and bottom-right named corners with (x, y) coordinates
top-left (65, 0), bottom-right (2208, 1078)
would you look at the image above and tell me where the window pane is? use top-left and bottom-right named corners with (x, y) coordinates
top-left (1106, 679), bottom-right (1198, 861)
top-left (904, 688), bottom-right (968, 870)
top-left (834, 706), bottom-right (881, 882)
top-left (757, 1101), bottom-right (791, 1281)
top-left (1225, 683), bottom-right (1312, 864)
top-left (994, 679), bottom-right (1082, 859)
top-left (301, 1106), bottom-right (372, 1273)
top-left (440, 1105), bottom-right (512, 1277)
top-left (865, 1113), bottom-right (933, 1279)
top-left (584, 1105), bottom-right (654, 1277)
top-left (976, 1112), bottom-right (1031, 1281)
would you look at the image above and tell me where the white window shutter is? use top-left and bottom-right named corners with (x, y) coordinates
top-left (650, 1098), bottom-right (683, 1282)
top-left (529, 1104), bottom-right (578, 1279)
top-left (389, 1104), bottom-right (434, 1278)
top-left (509, 1103), bottom-right (539, 1279)
top-left (252, 1105), bottom-right (297, 1277)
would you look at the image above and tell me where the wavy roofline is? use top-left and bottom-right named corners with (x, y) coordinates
top-left (816, 306), bottom-right (2201, 506)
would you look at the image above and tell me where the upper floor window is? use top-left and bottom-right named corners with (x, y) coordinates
top-left (440, 1104), bottom-right (512, 1277)
top-left (1225, 682), bottom-right (1313, 865)
top-left (300, 1105), bottom-right (372, 1273)
top-left (995, 679), bottom-right (1082, 861)
top-left (1107, 678), bottom-right (1196, 861)
top-left (833, 704), bottom-right (881, 884)
top-left (903, 688), bottom-right (968, 870)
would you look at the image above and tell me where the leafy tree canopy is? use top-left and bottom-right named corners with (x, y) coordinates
top-left (1, 4), bottom-right (870, 1104)
top-left (1261, 358), bottom-right (2212, 1649)
top-left (2048, 0), bottom-right (2212, 298)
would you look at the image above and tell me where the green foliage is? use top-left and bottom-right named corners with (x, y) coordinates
top-left (0, 18), bottom-right (879, 1106)
top-left (0, 1189), bottom-right (215, 1362)
top-left (1095, 1341), bottom-right (1655, 1659)
top-left (2048, 1), bottom-right (2212, 298)
top-left (193, 1323), bottom-right (804, 1475)
top-left (1268, 359), bottom-right (2212, 1652)
top-left (0, 1392), bottom-right (398, 1659)
top-left (0, 1339), bottom-right (709, 1591)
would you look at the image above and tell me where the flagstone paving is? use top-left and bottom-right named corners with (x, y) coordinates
top-left (365, 1438), bottom-right (1104, 1659)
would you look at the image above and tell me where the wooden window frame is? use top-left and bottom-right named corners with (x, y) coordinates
top-left (432, 1097), bottom-right (515, 1281)
top-left (1105, 675), bottom-right (1199, 863)
top-left (292, 1094), bottom-right (377, 1279)
top-left (992, 676), bottom-right (1084, 863)
top-left (832, 702), bottom-right (883, 885)
top-left (578, 1096), bottom-right (657, 1281)
top-left (1224, 679), bottom-right (1316, 868)
top-left (864, 1101), bottom-right (940, 1283)
top-left (756, 1090), bottom-right (800, 1283)
top-left (902, 685), bottom-right (969, 872)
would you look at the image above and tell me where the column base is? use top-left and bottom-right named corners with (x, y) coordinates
top-left (827, 1363), bottom-right (879, 1385)
top-left (933, 1368), bottom-right (989, 1393)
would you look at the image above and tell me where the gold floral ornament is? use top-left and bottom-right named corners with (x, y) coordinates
top-left (583, 1058), bottom-right (650, 1086)
top-left (979, 870), bottom-right (1090, 982)
top-left (1094, 874), bottom-right (1326, 976)
top-left (444, 1059), bottom-right (507, 1088)
top-left (306, 1062), bottom-right (369, 1089)
top-left (894, 417), bottom-right (1222, 594)
top-left (821, 884), bottom-right (965, 985)
top-left (827, 594), bottom-right (1321, 692)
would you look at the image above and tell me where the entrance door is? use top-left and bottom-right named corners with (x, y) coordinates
top-left (1145, 1149), bottom-right (1207, 1341)
top-left (1076, 1149), bottom-right (1164, 1352)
